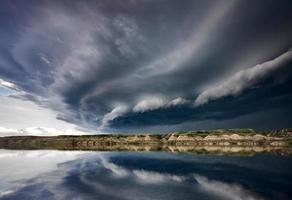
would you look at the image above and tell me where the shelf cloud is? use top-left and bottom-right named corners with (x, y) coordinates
top-left (195, 49), bottom-right (292, 106)
top-left (0, 0), bottom-right (292, 133)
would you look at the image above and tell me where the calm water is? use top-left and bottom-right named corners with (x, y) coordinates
top-left (0, 150), bottom-right (291, 200)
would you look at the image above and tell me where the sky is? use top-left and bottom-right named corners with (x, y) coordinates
top-left (0, 0), bottom-right (292, 135)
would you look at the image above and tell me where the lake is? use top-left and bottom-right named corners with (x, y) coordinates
top-left (0, 150), bottom-right (291, 200)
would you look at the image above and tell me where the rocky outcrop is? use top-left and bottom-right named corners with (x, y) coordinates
top-left (0, 129), bottom-right (291, 155)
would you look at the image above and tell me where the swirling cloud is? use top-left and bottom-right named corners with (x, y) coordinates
top-left (195, 49), bottom-right (292, 106)
top-left (0, 0), bottom-right (292, 133)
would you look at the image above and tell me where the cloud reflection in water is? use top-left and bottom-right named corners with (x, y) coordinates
top-left (0, 151), bottom-right (291, 200)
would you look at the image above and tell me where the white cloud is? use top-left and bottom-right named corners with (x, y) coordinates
top-left (195, 49), bottom-right (292, 106)
top-left (98, 155), bottom-right (185, 183)
top-left (99, 156), bottom-right (129, 178)
top-left (133, 170), bottom-right (184, 184)
top-left (0, 79), bottom-right (20, 92)
top-left (0, 95), bottom-right (81, 135)
top-left (168, 97), bottom-right (188, 106)
top-left (195, 175), bottom-right (263, 200)
top-left (133, 96), bottom-right (188, 113)
top-left (96, 96), bottom-right (189, 130)
top-left (0, 189), bottom-right (15, 198)
top-left (0, 127), bottom-right (19, 135)
top-left (1, 155), bottom-right (88, 199)
top-left (99, 104), bottom-right (129, 130)
top-left (0, 150), bottom-right (85, 195)
top-left (0, 126), bottom-right (91, 137)
top-left (133, 96), bottom-right (167, 112)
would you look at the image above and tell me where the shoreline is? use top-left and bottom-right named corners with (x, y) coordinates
top-left (0, 129), bottom-right (291, 155)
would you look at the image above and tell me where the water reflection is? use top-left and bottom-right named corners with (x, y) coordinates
top-left (0, 150), bottom-right (291, 200)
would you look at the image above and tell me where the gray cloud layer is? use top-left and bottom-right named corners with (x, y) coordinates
top-left (195, 49), bottom-right (292, 106)
top-left (0, 0), bottom-right (292, 132)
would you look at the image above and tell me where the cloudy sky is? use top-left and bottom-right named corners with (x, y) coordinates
top-left (0, 0), bottom-right (292, 135)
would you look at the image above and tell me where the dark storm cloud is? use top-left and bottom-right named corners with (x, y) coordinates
top-left (111, 77), bottom-right (292, 130)
top-left (0, 0), bottom-right (292, 132)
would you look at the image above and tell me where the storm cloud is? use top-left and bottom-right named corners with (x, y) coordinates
top-left (195, 49), bottom-right (292, 106)
top-left (0, 0), bottom-right (292, 133)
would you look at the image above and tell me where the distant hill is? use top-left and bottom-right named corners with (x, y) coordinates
top-left (0, 128), bottom-right (291, 155)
